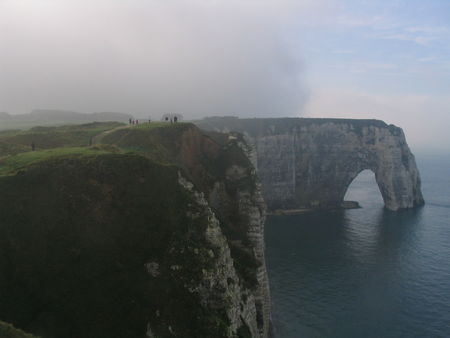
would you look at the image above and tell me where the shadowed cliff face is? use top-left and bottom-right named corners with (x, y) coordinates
top-left (196, 118), bottom-right (424, 211)
top-left (101, 124), bottom-right (271, 337)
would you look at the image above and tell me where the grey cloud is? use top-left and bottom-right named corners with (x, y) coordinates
top-left (0, 0), bottom-right (308, 119)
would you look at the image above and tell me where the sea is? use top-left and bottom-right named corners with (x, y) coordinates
top-left (266, 154), bottom-right (450, 338)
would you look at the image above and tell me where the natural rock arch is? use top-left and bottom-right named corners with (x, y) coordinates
top-left (343, 169), bottom-right (382, 203)
top-left (196, 118), bottom-right (424, 211)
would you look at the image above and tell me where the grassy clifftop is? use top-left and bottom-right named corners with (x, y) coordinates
top-left (195, 116), bottom-right (401, 137)
top-left (0, 121), bottom-right (264, 337)
top-left (100, 122), bottom-right (251, 190)
top-left (0, 145), bottom-right (121, 176)
top-left (0, 122), bottom-right (123, 157)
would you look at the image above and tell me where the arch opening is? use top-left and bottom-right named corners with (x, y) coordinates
top-left (344, 169), bottom-right (384, 208)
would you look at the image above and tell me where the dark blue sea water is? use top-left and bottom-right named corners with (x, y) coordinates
top-left (266, 155), bottom-right (450, 338)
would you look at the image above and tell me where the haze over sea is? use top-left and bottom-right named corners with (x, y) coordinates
top-left (266, 154), bottom-right (450, 338)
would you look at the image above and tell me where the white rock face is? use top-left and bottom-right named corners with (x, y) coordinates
top-left (234, 135), bottom-right (271, 337)
top-left (196, 118), bottom-right (424, 211)
top-left (178, 172), bottom-right (267, 337)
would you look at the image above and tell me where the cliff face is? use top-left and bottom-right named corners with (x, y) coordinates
top-left (0, 123), bottom-right (270, 338)
top-left (196, 118), bottom-right (424, 211)
top-left (101, 124), bottom-right (271, 337)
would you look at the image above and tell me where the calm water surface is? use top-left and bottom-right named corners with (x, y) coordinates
top-left (266, 155), bottom-right (450, 338)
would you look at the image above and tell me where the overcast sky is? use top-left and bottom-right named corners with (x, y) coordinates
top-left (1, 0), bottom-right (449, 151)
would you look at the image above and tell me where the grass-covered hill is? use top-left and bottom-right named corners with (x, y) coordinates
top-left (0, 121), bottom-right (267, 337)
top-left (0, 122), bottom-right (123, 158)
top-left (98, 122), bottom-right (249, 191)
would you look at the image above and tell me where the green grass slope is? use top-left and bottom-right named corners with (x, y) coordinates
top-left (97, 122), bottom-right (193, 164)
top-left (0, 145), bottom-right (121, 176)
top-left (0, 122), bottom-right (123, 157)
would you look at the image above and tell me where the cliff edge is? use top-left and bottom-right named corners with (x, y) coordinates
top-left (196, 117), bottom-right (424, 211)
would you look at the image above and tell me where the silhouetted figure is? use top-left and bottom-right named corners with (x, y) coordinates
top-left (136, 119), bottom-right (139, 125)
top-left (31, 141), bottom-right (35, 151)
top-left (162, 113), bottom-right (183, 122)
top-left (129, 118), bottom-right (132, 125)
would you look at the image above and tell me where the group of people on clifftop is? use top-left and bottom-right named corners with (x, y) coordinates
top-left (128, 118), bottom-right (140, 125)
top-left (128, 115), bottom-right (181, 125)
top-left (163, 116), bottom-right (178, 123)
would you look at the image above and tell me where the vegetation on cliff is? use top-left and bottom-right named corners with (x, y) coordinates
top-left (0, 122), bottom-right (122, 158)
top-left (0, 145), bottom-right (121, 176)
top-left (0, 121), bottom-right (266, 337)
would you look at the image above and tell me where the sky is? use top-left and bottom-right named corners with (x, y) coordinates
top-left (0, 0), bottom-right (449, 151)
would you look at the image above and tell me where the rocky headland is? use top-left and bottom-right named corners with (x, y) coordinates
top-left (196, 117), bottom-right (424, 212)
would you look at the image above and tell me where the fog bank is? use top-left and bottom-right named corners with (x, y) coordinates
top-left (0, 0), bottom-right (309, 119)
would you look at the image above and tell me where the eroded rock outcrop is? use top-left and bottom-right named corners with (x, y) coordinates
top-left (196, 117), bottom-right (424, 211)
